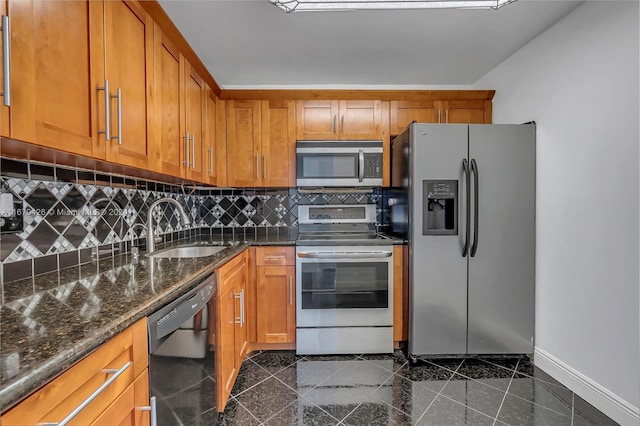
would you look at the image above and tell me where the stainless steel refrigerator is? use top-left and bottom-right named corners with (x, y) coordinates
top-left (391, 123), bottom-right (535, 358)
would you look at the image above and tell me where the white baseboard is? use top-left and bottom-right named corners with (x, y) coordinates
top-left (534, 347), bottom-right (639, 426)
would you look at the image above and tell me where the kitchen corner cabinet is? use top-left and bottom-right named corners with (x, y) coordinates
top-left (255, 247), bottom-right (295, 344)
top-left (1, 318), bottom-right (150, 426)
top-left (296, 100), bottom-right (382, 140)
top-left (215, 249), bottom-right (249, 411)
top-left (2, 0), bottom-right (104, 157)
top-left (226, 100), bottom-right (295, 187)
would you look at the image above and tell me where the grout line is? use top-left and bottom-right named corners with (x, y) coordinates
top-left (414, 358), bottom-right (465, 424)
top-left (492, 358), bottom-right (519, 426)
top-left (230, 395), bottom-right (264, 425)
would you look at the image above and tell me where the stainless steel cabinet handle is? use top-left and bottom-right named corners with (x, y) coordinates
top-left (297, 252), bottom-right (392, 259)
top-left (56, 361), bottom-right (131, 426)
top-left (111, 88), bottom-right (122, 145)
top-left (289, 276), bottom-right (293, 305)
top-left (333, 115), bottom-right (337, 133)
top-left (341, 115), bottom-right (344, 133)
top-left (263, 154), bottom-right (267, 179)
top-left (240, 290), bottom-right (245, 326)
top-left (1, 15), bottom-right (10, 107)
top-left (191, 134), bottom-right (196, 169)
top-left (445, 109), bottom-right (449, 123)
top-left (98, 80), bottom-right (110, 140)
top-left (206, 147), bottom-right (213, 175)
top-left (138, 396), bottom-right (157, 426)
top-left (256, 153), bottom-right (259, 178)
top-left (358, 149), bottom-right (364, 183)
top-left (470, 158), bottom-right (479, 257)
top-left (234, 292), bottom-right (241, 324)
top-left (264, 255), bottom-right (285, 260)
top-left (462, 159), bottom-right (470, 257)
top-left (183, 132), bottom-right (190, 166)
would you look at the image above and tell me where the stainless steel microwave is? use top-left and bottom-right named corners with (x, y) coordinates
top-left (296, 140), bottom-right (383, 187)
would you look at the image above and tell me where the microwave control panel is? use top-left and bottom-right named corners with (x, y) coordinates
top-left (363, 153), bottom-right (383, 178)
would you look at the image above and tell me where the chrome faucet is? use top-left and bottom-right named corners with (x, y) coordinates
top-left (146, 198), bottom-right (191, 253)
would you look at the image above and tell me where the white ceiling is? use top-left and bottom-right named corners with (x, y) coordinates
top-left (158, 0), bottom-right (583, 89)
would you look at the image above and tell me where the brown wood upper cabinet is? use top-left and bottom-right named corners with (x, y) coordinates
top-left (103, 0), bottom-right (153, 169)
top-left (2, 0), bottom-right (105, 157)
top-left (436, 100), bottom-right (492, 124)
top-left (296, 100), bottom-right (383, 140)
top-left (182, 61), bottom-right (206, 181)
top-left (204, 87), bottom-right (225, 186)
top-left (389, 101), bottom-right (438, 135)
top-left (227, 100), bottom-right (295, 187)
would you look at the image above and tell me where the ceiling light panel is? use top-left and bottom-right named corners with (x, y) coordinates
top-left (269, 0), bottom-right (517, 13)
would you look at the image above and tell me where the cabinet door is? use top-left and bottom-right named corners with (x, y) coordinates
top-left (438, 100), bottom-right (489, 124)
top-left (339, 100), bottom-right (382, 140)
top-left (184, 62), bottom-right (206, 181)
top-left (234, 280), bottom-right (249, 363)
top-left (90, 370), bottom-right (150, 426)
top-left (390, 101), bottom-right (437, 135)
top-left (256, 266), bottom-right (295, 344)
top-left (104, 0), bottom-right (152, 168)
top-left (216, 287), bottom-right (237, 411)
top-left (296, 100), bottom-right (338, 140)
top-left (204, 88), bottom-right (218, 185)
top-left (226, 100), bottom-right (261, 187)
top-left (261, 100), bottom-right (295, 187)
top-left (151, 25), bottom-right (183, 177)
top-left (6, 0), bottom-right (104, 156)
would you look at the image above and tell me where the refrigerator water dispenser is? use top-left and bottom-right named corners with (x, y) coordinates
top-left (423, 180), bottom-right (457, 235)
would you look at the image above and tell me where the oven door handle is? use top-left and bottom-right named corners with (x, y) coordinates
top-left (297, 252), bottom-right (392, 259)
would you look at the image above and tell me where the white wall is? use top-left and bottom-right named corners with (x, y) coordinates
top-left (474, 1), bottom-right (639, 423)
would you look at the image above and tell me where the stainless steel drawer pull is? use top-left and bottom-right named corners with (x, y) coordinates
top-left (264, 255), bottom-right (285, 260)
top-left (289, 276), bottom-right (293, 305)
top-left (138, 396), bottom-right (157, 426)
top-left (111, 88), bottom-right (122, 145)
top-left (55, 361), bottom-right (131, 426)
top-left (1, 15), bottom-right (10, 107)
top-left (97, 80), bottom-right (110, 141)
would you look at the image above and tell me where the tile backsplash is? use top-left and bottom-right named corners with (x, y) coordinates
top-left (0, 158), bottom-right (382, 287)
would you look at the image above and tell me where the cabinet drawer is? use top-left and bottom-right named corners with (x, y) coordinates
top-left (255, 246), bottom-right (294, 266)
top-left (1, 318), bottom-right (148, 425)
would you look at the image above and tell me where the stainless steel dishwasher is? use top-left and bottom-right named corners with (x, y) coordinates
top-left (147, 274), bottom-right (216, 425)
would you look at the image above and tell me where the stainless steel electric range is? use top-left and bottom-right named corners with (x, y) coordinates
top-left (295, 204), bottom-right (394, 355)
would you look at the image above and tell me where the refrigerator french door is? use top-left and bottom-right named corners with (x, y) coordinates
top-left (397, 123), bottom-right (535, 357)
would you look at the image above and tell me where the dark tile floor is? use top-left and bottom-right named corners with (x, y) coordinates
top-left (151, 351), bottom-right (620, 425)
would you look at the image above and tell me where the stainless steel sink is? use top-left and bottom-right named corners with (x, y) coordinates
top-left (148, 246), bottom-right (227, 259)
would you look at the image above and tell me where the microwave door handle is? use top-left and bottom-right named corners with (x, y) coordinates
top-left (358, 149), bottom-right (364, 182)
top-left (297, 252), bottom-right (392, 259)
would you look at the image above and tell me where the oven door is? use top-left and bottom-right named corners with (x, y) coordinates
top-left (295, 246), bottom-right (393, 327)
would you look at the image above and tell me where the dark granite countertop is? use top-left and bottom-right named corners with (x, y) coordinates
top-left (0, 235), bottom-right (295, 412)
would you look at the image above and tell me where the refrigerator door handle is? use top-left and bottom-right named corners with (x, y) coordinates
top-left (470, 158), bottom-right (479, 257)
top-left (462, 159), bottom-right (471, 257)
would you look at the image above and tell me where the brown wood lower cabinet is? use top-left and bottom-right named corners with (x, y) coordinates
top-left (215, 249), bottom-right (249, 411)
top-left (1, 318), bottom-right (150, 426)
